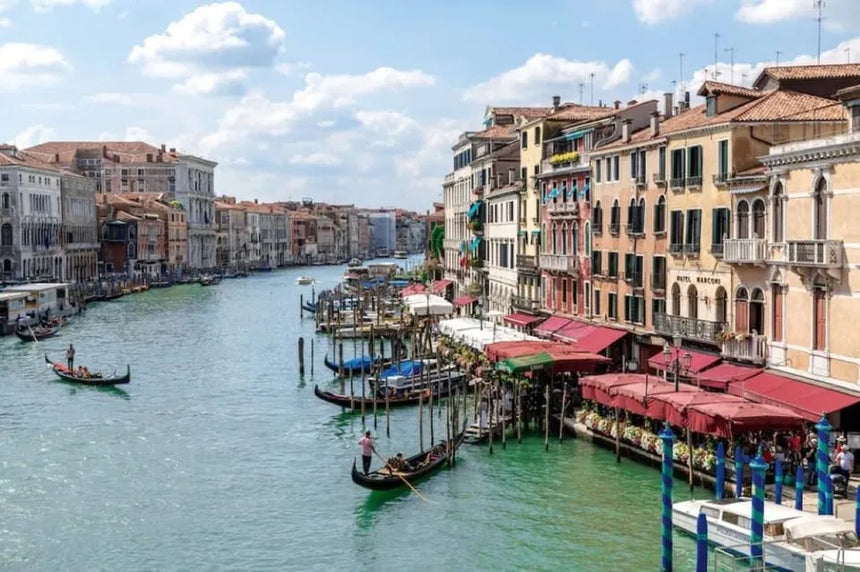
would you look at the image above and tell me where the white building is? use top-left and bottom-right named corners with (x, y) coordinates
top-left (174, 155), bottom-right (217, 269)
top-left (60, 172), bottom-right (99, 283)
top-left (443, 134), bottom-right (476, 297)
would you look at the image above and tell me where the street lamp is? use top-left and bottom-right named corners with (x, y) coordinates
top-left (663, 338), bottom-right (692, 392)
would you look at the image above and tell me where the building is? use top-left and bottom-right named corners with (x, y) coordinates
top-left (60, 172), bottom-right (99, 283)
top-left (97, 194), bottom-right (166, 277)
top-left (367, 210), bottom-right (396, 257)
top-left (174, 153), bottom-right (217, 269)
top-left (215, 198), bottom-right (248, 269)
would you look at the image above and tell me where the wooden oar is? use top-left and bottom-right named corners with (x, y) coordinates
top-left (372, 450), bottom-right (431, 503)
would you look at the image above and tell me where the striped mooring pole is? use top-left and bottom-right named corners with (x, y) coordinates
top-left (660, 423), bottom-right (675, 572)
top-left (795, 465), bottom-right (804, 511)
top-left (774, 458), bottom-right (783, 505)
top-left (695, 512), bottom-right (708, 572)
top-left (816, 416), bottom-right (832, 516)
top-left (750, 450), bottom-right (768, 566)
top-left (715, 441), bottom-right (725, 500)
top-left (734, 445), bottom-right (744, 498)
top-left (855, 488), bottom-right (860, 537)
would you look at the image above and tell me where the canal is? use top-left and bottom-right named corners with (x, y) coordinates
top-left (0, 261), bottom-right (704, 570)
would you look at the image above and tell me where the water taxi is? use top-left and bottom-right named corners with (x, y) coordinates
top-left (393, 250), bottom-right (408, 259)
top-left (348, 258), bottom-right (363, 267)
top-left (296, 276), bottom-right (315, 285)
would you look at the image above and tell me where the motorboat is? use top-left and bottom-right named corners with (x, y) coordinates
top-left (393, 250), bottom-right (408, 259)
top-left (348, 258), bottom-right (363, 267)
top-left (369, 359), bottom-right (467, 395)
top-left (296, 276), bottom-right (315, 285)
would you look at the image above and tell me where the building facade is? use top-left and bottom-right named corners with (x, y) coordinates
top-left (60, 172), bottom-right (99, 283)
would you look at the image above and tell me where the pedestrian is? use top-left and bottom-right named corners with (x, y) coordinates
top-left (66, 344), bottom-right (75, 370)
top-left (358, 430), bottom-right (376, 475)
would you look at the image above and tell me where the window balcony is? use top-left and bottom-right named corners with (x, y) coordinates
top-left (785, 239), bottom-right (843, 269)
top-left (723, 238), bottom-right (768, 265)
top-left (540, 253), bottom-right (578, 274)
top-left (635, 174), bottom-right (647, 189)
top-left (622, 272), bottom-right (644, 289)
top-left (669, 178), bottom-right (685, 191)
top-left (653, 173), bottom-right (667, 186)
top-left (516, 254), bottom-right (539, 275)
top-left (713, 173), bottom-right (729, 187)
top-left (721, 333), bottom-right (768, 365)
top-left (686, 176), bottom-right (703, 189)
top-left (546, 201), bottom-right (580, 217)
top-left (653, 313), bottom-right (727, 345)
top-left (609, 223), bottom-right (621, 236)
top-left (511, 295), bottom-right (540, 313)
top-left (624, 223), bottom-right (645, 238)
top-left (710, 244), bottom-right (724, 258)
top-left (683, 243), bottom-right (700, 256)
top-left (669, 243), bottom-right (684, 256)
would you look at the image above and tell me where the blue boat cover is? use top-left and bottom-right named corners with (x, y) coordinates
top-left (344, 355), bottom-right (378, 369)
top-left (389, 279), bottom-right (411, 287)
top-left (380, 360), bottom-right (424, 379)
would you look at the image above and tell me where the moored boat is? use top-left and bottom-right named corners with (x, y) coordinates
top-left (348, 258), bottom-right (362, 267)
top-left (45, 355), bottom-right (131, 386)
top-left (314, 384), bottom-right (455, 410)
top-left (393, 250), bottom-right (408, 259)
top-left (351, 432), bottom-right (465, 491)
top-left (16, 324), bottom-right (60, 342)
top-left (323, 354), bottom-right (389, 376)
top-left (199, 274), bottom-right (220, 286)
top-left (296, 276), bottom-right (315, 285)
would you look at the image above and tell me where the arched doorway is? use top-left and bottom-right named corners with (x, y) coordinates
top-left (687, 285), bottom-right (698, 320)
top-left (715, 286), bottom-right (727, 324)
top-left (737, 201), bottom-right (750, 239)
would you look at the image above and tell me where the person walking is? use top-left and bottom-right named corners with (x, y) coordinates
top-left (66, 344), bottom-right (75, 370)
top-left (358, 430), bottom-right (376, 475)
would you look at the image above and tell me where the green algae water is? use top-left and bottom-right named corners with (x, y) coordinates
top-left (0, 262), bottom-right (704, 570)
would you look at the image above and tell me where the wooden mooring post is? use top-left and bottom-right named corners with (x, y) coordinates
top-left (298, 337), bottom-right (305, 376)
top-left (300, 294), bottom-right (304, 319)
top-left (559, 381), bottom-right (568, 443)
top-left (310, 339), bottom-right (314, 376)
top-left (544, 383), bottom-right (550, 452)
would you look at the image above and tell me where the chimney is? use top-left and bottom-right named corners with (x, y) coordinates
top-left (54, 153), bottom-right (59, 163)
top-left (254, 199), bottom-right (258, 204)
top-left (552, 95), bottom-right (561, 110)
top-left (621, 119), bottom-right (632, 143)
top-left (146, 153), bottom-right (153, 162)
top-left (650, 111), bottom-right (660, 137)
top-left (599, 99), bottom-right (603, 107)
top-left (169, 148), bottom-right (176, 153)
top-left (627, 100), bottom-right (638, 107)
top-left (102, 145), bottom-right (108, 158)
top-left (161, 144), bottom-right (166, 152)
top-left (663, 93), bottom-right (674, 119)
top-left (614, 100), bottom-right (621, 110)
top-left (684, 91), bottom-right (691, 109)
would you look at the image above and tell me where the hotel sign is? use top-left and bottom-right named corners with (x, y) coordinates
top-left (676, 275), bottom-right (724, 285)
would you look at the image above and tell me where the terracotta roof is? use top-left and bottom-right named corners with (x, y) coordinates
top-left (835, 83), bottom-right (860, 100)
top-left (545, 104), bottom-right (618, 122)
top-left (0, 146), bottom-right (62, 172)
top-left (697, 80), bottom-right (764, 99)
top-left (758, 64), bottom-right (860, 82)
top-left (24, 141), bottom-right (180, 165)
top-left (489, 106), bottom-right (553, 120)
top-left (473, 125), bottom-right (516, 139)
top-left (115, 210), bottom-right (141, 222)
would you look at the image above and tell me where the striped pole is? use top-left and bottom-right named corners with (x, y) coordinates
top-left (695, 512), bottom-right (708, 572)
top-left (855, 488), bottom-right (860, 537)
top-left (715, 441), bottom-right (725, 500)
top-left (816, 416), bottom-right (832, 516)
top-left (660, 423), bottom-right (675, 572)
top-left (734, 445), bottom-right (744, 498)
top-left (774, 458), bottom-right (783, 505)
top-left (826, 472), bottom-right (834, 516)
top-left (795, 465), bottom-right (804, 511)
top-left (750, 450), bottom-right (767, 566)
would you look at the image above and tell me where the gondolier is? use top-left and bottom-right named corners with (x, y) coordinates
top-left (358, 431), bottom-right (377, 475)
top-left (66, 344), bottom-right (75, 369)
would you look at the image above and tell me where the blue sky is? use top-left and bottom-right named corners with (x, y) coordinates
top-left (2, 0), bottom-right (860, 210)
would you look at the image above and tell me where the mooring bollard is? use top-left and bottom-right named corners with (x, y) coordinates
top-left (659, 423), bottom-right (675, 572)
top-left (715, 441), bottom-right (725, 499)
top-left (816, 416), bottom-right (832, 515)
top-left (695, 512), bottom-right (708, 572)
top-left (300, 294), bottom-right (304, 319)
top-left (735, 445), bottom-right (744, 499)
top-left (298, 337), bottom-right (305, 376)
top-left (310, 339), bottom-right (314, 376)
top-left (775, 458), bottom-right (783, 505)
top-left (750, 450), bottom-right (767, 566)
top-left (796, 465), bottom-right (804, 511)
top-left (855, 488), bottom-right (860, 537)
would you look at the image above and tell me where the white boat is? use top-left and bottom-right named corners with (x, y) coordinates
top-left (348, 258), bottom-right (363, 267)
top-left (393, 250), bottom-right (408, 259)
top-left (674, 498), bottom-right (859, 571)
top-left (296, 276), bottom-right (315, 285)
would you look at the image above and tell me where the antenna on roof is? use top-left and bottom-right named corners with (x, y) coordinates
top-left (724, 47), bottom-right (735, 84)
top-left (678, 52), bottom-right (685, 92)
top-left (814, 0), bottom-right (825, 64)
top-left (639, 83), bottom-right (648, 96)
top-left (579, 82), bottom-right (584, 105)
top-left (589, 73), bottom-right (595, 106)
top-left (776, 50), bottom-right (783, 66)
top-left (713, 33), bottom-right (721, 79)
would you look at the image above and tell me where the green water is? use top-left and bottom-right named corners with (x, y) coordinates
top-left (0, 261), bottom-right (705, 571)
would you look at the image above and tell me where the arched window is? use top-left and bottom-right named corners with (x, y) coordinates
top-left (654, 195), bottom-right (666, 233)
top-left (715, 286), bottom-right (727, 324)
top-left (687, 285), bottom-right (698, 320)
top-left (610, 199), bottom-right (620, 233)
top-left (671, 283), bottom-right (681, 315)
top-left (592, 200), bottom-right (602, 231)
top-left (585, 222), bottom-right (592, 255)
top-left (752, 199), bottom-right (766, 238)
top-left (551, 223), bottom-right (558, 254)
top-left (572, 222), bottom-right (579, 254)
top-left (750, 288), bottom-right (765, 334)
top-left (637, 198), bottom-right (646, 234)
top-left (735, 287), bottom-right (749, 332)
top-left (772, 182), bottom-right (785, 243)
top-left (1, 193), bottom-right (8, 209)
top-left (541, 223), bottom-right (547, 253)
top-left (737, 201), bottom-right (750, 239)
top-left (561, 223), bottom-right (568, 255)
top-left (814, 177), bottom-right (828, 240)
top-left (627, 198), bottom-right (636, 232)
top-left (0, 223), bottom-right (12, 246)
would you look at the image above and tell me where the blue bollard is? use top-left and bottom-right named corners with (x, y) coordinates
top-left (816, 416), bottom-right (832, 515)
top-left (775, 458), bottom-right (783, 505)
top-left (735, 445), bottom-right (744, 498)
top-left (715, 441), bottom-right (725, 500)
top-left (660, 423), bottom-right (675, 572)
top-left (696, 512), bottom-right (708, 572)
top-left (796, 465), bottom-right (804, 511)
top-left (750, 450), bottom-right (768, 566)
top-left (826, 473), bottom-right (834, 516)
top-left (855, 488), bottom-right (860, 537)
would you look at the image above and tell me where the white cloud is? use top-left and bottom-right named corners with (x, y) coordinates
top-left (0, 43), bottom-right (70, 89)
top-left (124, 126), bottom-right (155, 143)
top-left (86, 92), bottom-right (164, 107)
top-left (354, 110), bottom-right (418, 137)
top-left (316, 120), bottom-right (336, 128)
top-left (30, 0), bottom-right (111, 11)
top-left (276, 61), bottom-right (311, 75)
top-left (128, 1), bottom-right (285, 94)
top-left (289, 152), bottom-right (341, 166)
top-left (735, 0), bottom-right (860, 30)
top-left (171, 70), bottom-right (247, 96)
top-left (0, 0), bottom-right (17, 11)
top-left (13, 124), bottom-right (55, 148)
top-left (0, 17), bottom-right (10, 27)
top-left (633, 0), bottom-right (713, 25)
top-left (463, 54), bottom-right (634, 104)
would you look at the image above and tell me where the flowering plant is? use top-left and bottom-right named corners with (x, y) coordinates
top-left (550, 151), bottom-right (580, 165)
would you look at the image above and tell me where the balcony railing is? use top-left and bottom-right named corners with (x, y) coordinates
top-left (511, 295), bottom-right (540, 313)
top-left (653, 313), bottom-right (727, 345)
top-left (686, 176), bottom-right (703, 189)
top-left (721, 334), bottom-right (768, 365)
top-left (516, 254), bottom-right (538, 273)
top-left (786, 239), bottom-right (843, 268)
top-left (723, 238), bottom-right (767, 265)
top-left (669, 178), bottom-right (685, 190)
top-left (683, 243), bottom-right (700, 256)
top-left (609, 223), bottom-right (620, 236)
top-left (622, 272), bottom-right (644, 288)
top-left (670, 243), bottom-right (683, 255)
top-left (713, 173), bottom-right (729, 187)
top-left (710, 243), bottom-right (724, 258)
top-left (625, 223), bottom-right (645, 237)
top-left (540, 253), bottom-right (578, 274)
top-left (653, 173), bottom-right (667, 185)
top-left (635, 174), bottom-right (647, 188)
top-left (546, 201), bottom-right (579, 216)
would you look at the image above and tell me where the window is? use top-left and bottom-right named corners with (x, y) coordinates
top-left (571, 279), bottom-right (578, 311)
top-left (687, 146), bottom-right (703, 178)
top-left (814, 178), bottom-right (828, 240)
top-left (717, 140), bottom-right (729, 179)
top-left (595, 159), bottom-right (602, 183)
top-left (711, 208), bottom-right (730, 255)
top-left (0, 223), bottom-right (11, 246)
top-left (737, 200), bottom-right (750, 239)
top-left (592, 250), bottom-right (602, 275)
top-left (652, 256), bottom-right (666, 290)
top-left (561, 224), bottom-right (568, 255)
top-left (735, 287), bottom-right (749, 332)
top-left (670, 210), bottom-right (684, 251)
top-left (706, 96), bottom-right (717, 117)
top-left (592, 200), bottom-right (603, 232)
top-left (608, 252), bottom-right (618, 278)
top-left (572, 222), bottom-right (579, 254)
top-left (1, 192), bottom-right (8, 209)
top-left (608, 293), bottom-right (618, 320)
top-left (772, 183), bottom-right (785, 242)
top-left (652, 298), bottom-right (666, 324)
top-left (685, 209), bottom-right (701, 252)
top-left (772, 287), bottom-right (784, 342)
top-left (593, 289), bottom-right (601, 316)
top-left (715, 286), bottom-right (727, 324)
top-left (585, 282), bottom-right (591, 313)
top-left (658, 147), bottom-right (666, 181)
top-left (687, 285), bottom-right (698, 319)
top-left (585, 222), bottom-right (592, 255)
top-left (613, 156), bottom-right (620, 181)
top-left (654, 195), bottom-right (666, 233)
top-left (610, 199), bottom-right (621, 233)
top-left (636, 198), bottom-right (645, 234)
top-left (671, 149), bottom-right (685, 182)
top-left (750, 288), bottom-right (765, 334)
top-left (853, 106), bottom-right (860, 132)
top-left (624, 295), bottom-right (645, 324)
top-left (534, 127), bottom-right (541, 146)
top-left (521, 167), bottom-right (527, 181)
top-left (521, 132), bottom-right (528, 149)
top-left (813, 285), bottom-right (827, 350)
top-left (671, 283), bottom-right (681, 315)
top-left (630, 151), bottom-right (638, 179)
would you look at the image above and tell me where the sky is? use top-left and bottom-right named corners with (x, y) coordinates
top-left (2, 0), bottom-right (860, 211)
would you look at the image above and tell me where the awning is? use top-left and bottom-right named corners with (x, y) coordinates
top-left (453, 295), bottom-right (477, 307)
top-left (735, 372), bottom-right (860, 422)
top-left (647, 391), bottom-right (745, 428)
top-left (467, 201), bottom-right (482, 218)
top-left (610, 379), bottom-right (701, 416)
top-left (400, 283), bottom-right (426, 297)
top-left (564, 325), bottom-right (627, 353)
top-left (535, 316), bottom-right (571, 338)
top-left (695, 363), bottom-right (761, 391)
top-left (496, 352), bottom-right (554, 374)
top-left (579, 373), bottom-right (652, 405)
top-left (647, 347), bottom-right (721, 374)
top-left (553, 320), bottom-right (593, 343)
top-left (504, 313), bottom-right (542, 327)
top-left (430, 279), bottom-right (452, 293)
top-left (685, 401), bottom-right (805, 439)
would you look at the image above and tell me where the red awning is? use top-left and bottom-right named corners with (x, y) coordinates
top-left (686, 401), bottom-right (805, 439)
top-left (430, 279), bottom-right (452, 293)
top-left (735, 372), bottom-right (860, 422)
top-left (575, 326), bottom-right (628, 353)
top-left (453, 295), bottom-right (477, 307)
top-left (535, 316), bottom-right (571, 337)
top-left (647, 391), bottom-right (744, 427)
top-left (695, 363), bottom-right (761, 391)
top-left (485, 340), bottom-right (608, 373)
top-left (610, 379), bottom-right (701, 415)
top-left (400, 284), bottom-right (426, 297)
top-left (579, 373), bottom-right (652, 406)
top-left (504, 312), bottom-right (541, 327)
top-left (553, 320), bottom-right (593, 343)
top-left (647, 347), bottom-right (721, 374)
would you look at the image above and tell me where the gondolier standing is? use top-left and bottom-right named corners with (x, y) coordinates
top-left (66, 344), bottom-right (75, 370)
top-left (359, 430), bottom-right (377, 475)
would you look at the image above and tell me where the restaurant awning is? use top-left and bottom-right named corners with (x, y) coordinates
top-left (579, 373), bottom-right (652, 405)
top-left (552, 320), bottom-right (592, 343)
top-left (400, 283), bottom-right (426, 297)
top-left (430, 279), bottom-right (452, 293)
top-left (685, 401), bottom-right (805, 439)
top-left (647, 347), bottom-right (721, 374)
top-left (575, 326), bottom-right (627, 353)
top-left (695, 363), bottom-right (761, 391)
top-left (734, 372), bottom-right (860, 422)
top-left (534, 315), bottom-right (571, 337)
top-left (610, 379), bottom-right (701, 415)
top-left (504, 312), bottom-right (542, 327)
top-left (496, 352), bottom-right (554, 374)
top-left (452, 295), bottom-right (477, 307)
top-left (647, 391), bottom-right (744, 428)
top-left (485, 341), bottom-right (609, 373)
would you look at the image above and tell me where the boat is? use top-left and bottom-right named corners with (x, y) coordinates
top-left (369, 360), bottom-right (467, 394)
top-left (322, 354), bottom-right (390, 376)
top-left (235, 270), bottom-right (249, 278)
top-left (103, 291), bottom-right (125, 301)
top-left (302, 302), bottom-right (317, 313)
top-left (296, 276), bottom-right (315, 285)
top-left (45, 355), bottom-right (130, 386)
top-left (258, 265), bottom-right (273, 272)
top-left (15, 324), bottom-right (60, 342)
top-left (351, 432), bottom-right (465, 491)
top-left (348, 258), bottom-right (363, 268)
top-left (673, 498), bottom-right (860, 571)
top-left (150, 281), bottom-right (172, 288)
top-left (199, 274), bottom-right (220, 286)
top-left (393, 250), bottom-right (408, 259)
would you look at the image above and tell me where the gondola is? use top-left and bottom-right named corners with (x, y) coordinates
top-left (323, 354), bottom-right (389, 376)
top-left (45, 355), bottom-right (131, 386)
top-left (313, 384), bottom-right (443, 410)
top-left (15, 324), bottom-right (60, 342)
top-left (350, 432), bottom-right (466, 491)
top-left (302, 302), bottom-right (317, 313)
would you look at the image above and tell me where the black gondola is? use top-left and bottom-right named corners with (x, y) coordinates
top-left (44, 355), bottom-right (130, 386)
top-left (323, 354), bottom-right (390, 376)
top-left (15, 324), bottom-right (59, 342)
top-left (314, 384), bottom-right (445, 410)
top-left (350, 433), bottom-right (465, 491)
top-left (302, 302), bottom-right (317, 313)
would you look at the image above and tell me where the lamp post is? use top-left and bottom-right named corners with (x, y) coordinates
top-left (662, 337), bottom-right (692, 392)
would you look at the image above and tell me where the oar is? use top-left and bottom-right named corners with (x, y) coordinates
top-left (372, 450), bottom-right (432, 503)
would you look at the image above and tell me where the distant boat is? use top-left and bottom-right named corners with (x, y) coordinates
top-left (199, 274), bottom-right (220, 286)
top-left (296, 276), bottom-right (315, 285)
top-left (351, 433), bottom-right (465, 491)
top-left (348, 258), bottom-right (363, 267)
top-left (393, 250), bottom-right (408, 259)
top-left (45, 355), bottom-right (130, 386)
